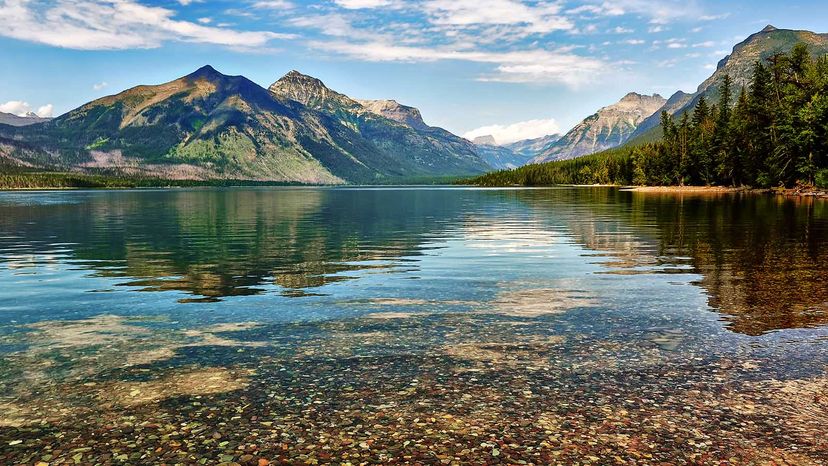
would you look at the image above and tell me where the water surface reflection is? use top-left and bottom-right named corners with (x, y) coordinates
top-left (1, 187), bottom-right (827, 464)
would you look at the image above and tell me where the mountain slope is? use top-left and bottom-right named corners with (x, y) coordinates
top-left (2, 66), bottom-right (490, 183)
top-left (629, 26), bottom-right (828, 144)
top-left (269, 71), bottom-right (488, 178)
top-left (532, 93), bottom-right (665, 163)
top-left (627, 91), bottom-right (693, 142)
top-left (7, 65), bottom-right (358, 183)
top-left (689, 25), bottom-right (828, 107)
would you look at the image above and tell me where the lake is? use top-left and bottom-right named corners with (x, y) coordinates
top-left (1, 186), bottom-right (827, 463)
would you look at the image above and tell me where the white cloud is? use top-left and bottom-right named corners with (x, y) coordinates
top-left (197, 17), bottom-right (211, 24)
top-left (0, 0), bottom-right (294, 50)
top-left (252, 0), bottom-right (294, 8)
top-left (577, 0), bottom-right (706, 24)
top-left (622, 39), bottom-right (645, 45)
top-left (93, 81), bottom-right (109, 90)
top-left (289, 13), bottom-right (373, 39)
top-left (567, 4), bottom-right (623, 16)
top-left (464, 118), bottom-right (562, 145)
top-left (333, 0), bottom-right (393, 8)
top-left (692, 41), bottom-right (716, 48)
top-left (0, 101), bottom-right (29, 115)
top-left (37, 104), bottom-right (54, 117)
top-left (0, 101), bottom-right (54, 117)
top-left (655, 38), bottom-right (686, 49)
top-left (308, 40), bottom-right (609, 87)
top-left (423, 0), bottom-right (573, 34)
top-left (699, 13), bottom-right (730, 21)
top-left (612, 26), bottom-right (634, 34)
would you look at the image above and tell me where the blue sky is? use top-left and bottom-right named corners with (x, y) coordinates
top-left (1, 0), bottom-right (827, 143)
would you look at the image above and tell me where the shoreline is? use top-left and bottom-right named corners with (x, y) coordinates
top-left (622, 185), bottom-right (828, 199)
top-left (1, 180), bottom-right (826, 199)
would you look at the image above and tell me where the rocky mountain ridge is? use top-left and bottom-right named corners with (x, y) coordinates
top-left (532, 92), bottom-right (666, 163)
top-left (629, 25), bottom-right (828, 142)
top-left (0, 67), bottom-right (490, 183)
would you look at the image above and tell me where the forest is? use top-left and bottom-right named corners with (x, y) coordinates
top-left (0, 170), bottom-right (304, 190)
top-left (470, 44), bottom-right (828, 189)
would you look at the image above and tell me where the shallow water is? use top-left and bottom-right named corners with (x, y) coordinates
top-left (0, 187), bottom-right (826, 464)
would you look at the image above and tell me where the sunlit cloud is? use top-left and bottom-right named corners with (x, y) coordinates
top-left (308, 40), bottom-right (610, 87)
top-left (0, 0), bottom-right (294, 50)
top-left (0, 100), bottom-right (54, 117)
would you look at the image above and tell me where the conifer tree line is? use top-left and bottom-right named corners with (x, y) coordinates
top-left (471, 43), bottom-right (828, 188)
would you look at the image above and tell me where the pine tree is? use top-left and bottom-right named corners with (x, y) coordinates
top-left (713, 74), bottom-right (733, 184)
top-left (747, 61), bottom-right (774, 186)
top-left (729, 88), bottom-right (750, 185)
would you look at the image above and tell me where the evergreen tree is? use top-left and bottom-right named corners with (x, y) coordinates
top-left (747, 61), bottom-right (774, 185)
top-left (713, 74), bottom-right (733, 184)
top-left (729, 88), bottom-right (750, 185)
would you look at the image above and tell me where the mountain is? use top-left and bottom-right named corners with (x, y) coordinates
top-left (1, 66), bottom-right (489, 183)
top-left (471, 141), bottom-right (534, 170)
top-left (4, 65), bottom-right (348, 183)
top-left (356, 99), bottom-right (430, 131)
top-left (627, 91), bottom-right (693, 142)
top-left (472, 135), bottom-right (497, 146)
top-left (268, 71), bottom-right (488, 179)
top-left (629, 26), bottom-right (828, 144)
top-left (504, 134), bottom-right (562, 159)
top-left (531, 93), bottom-right (665, 163)
top-left (0, 111), bottom-right (51, 127)
top-left (689, 25), bottom-right (828, 107)
top-left (467, 133), bottom-right (564, 169)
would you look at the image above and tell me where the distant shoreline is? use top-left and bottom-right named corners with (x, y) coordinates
top-left (622, 185), bottom-right (828, 199)
top-left (1, 174), bottom-right (826, 199)
top-left (0, 171), bottom-right (464, 191)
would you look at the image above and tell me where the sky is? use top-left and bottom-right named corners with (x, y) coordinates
top-left (1, 0), bottom-right (827, 144)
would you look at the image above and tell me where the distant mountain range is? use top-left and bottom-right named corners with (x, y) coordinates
top-left (505, 134), bottom-right (562, 158)
top-left (0, 67), bottom-right (488, 183)
top-left (2, 25), bottom-right (825, 182)
top-left (0, 112), bottom-right (51, 127)
top-left (469, 133), bottom-right (564, 169)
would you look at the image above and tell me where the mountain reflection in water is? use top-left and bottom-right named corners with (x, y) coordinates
top-left (1, 187), bottom-right (824, 335)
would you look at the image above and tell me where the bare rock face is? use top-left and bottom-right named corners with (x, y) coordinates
top-left (269, 70), bottom-right (361, 113)
top-left (472, 135), bottom-right (497, 146)
top-left (357, 99), bottom-right (430, 131)
top-left (533, 93), bottom-right (666, 163)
